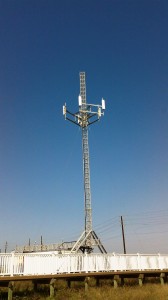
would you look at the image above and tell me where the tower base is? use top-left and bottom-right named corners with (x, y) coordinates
top-left (70, 230), bottom-right (107, 253)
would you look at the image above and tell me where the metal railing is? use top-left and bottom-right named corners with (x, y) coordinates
top-left (0, 252), bottom-right (168, 276)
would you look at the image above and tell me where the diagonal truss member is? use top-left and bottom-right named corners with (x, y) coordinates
top-left (63, 72), bottom-right (106, 253)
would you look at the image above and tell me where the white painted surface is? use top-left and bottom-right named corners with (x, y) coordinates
top-left (0, 253), bottom-right (168, 276)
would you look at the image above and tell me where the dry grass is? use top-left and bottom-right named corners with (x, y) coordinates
top-left (1, 281), bottom-right (168, 300)
top-left (48, 285), bottom-right (168, 300)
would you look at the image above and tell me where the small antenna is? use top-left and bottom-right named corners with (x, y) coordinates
top-left (78, 95), bottom-right (82, 106)
top-left (102, 98), bottom-right (106, 110)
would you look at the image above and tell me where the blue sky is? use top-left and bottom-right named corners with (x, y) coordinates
top-left (0, 0), bottom-right (168, 253)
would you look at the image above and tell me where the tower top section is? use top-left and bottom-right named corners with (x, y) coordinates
top-left (63, 72), bottom-right (105, 128)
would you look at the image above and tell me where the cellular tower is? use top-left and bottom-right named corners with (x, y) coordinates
top-left (63, 72), bottom-right (106, 253)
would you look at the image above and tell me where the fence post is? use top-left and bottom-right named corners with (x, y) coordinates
top-left (160, 273), bottom-right (166, 285)
top-left (50, 278), bottom-right (56, 298)
top-left (8, 281), bottom-right (14, 300)
top-left (138, 274), bottom-right (144, 286)
top-left (68, 254), bottom-right (70, 273)
top-left (10, 252), bottom-right (14, 276)
top-left (113, 252), bottom-right (116, 272)
top-left (113, 275), bottom-right (119, 288)
top-left (158, 253), bottom-right (162, 270)
top-left (85, 276), bottom-right (90, 293)
top-left (85, 253), bottom-right (88, 273)
top-left (137, 253), bottom-right (141, 271)
top-left (52, 252), bottom-right (55, 274)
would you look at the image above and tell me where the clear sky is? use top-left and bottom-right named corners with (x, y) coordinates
top-left (0, 0), bottom-right (168, 254)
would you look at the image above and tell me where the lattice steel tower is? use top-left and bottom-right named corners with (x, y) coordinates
top-left (63, 72), bottom-right (106, 253)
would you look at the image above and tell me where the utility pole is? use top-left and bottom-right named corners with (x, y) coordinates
top-left (5, 241), bottom-right (8, 253)
top-left (121, 216), bottom-right (126, 254)
top-left (41, 235), bottom-right (43, 251)
top-left (63, 72), bottom-right (106, 253)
